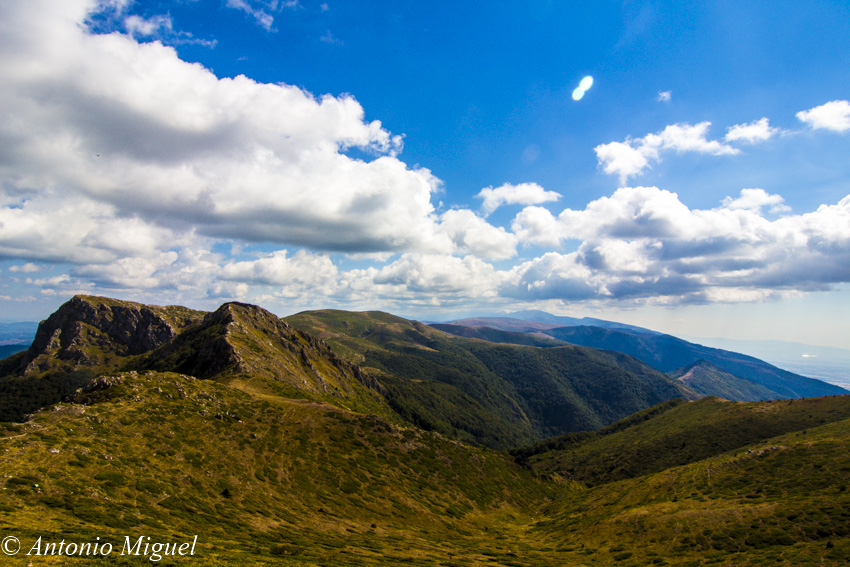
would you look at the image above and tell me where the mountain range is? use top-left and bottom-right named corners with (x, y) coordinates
top-left (2, 295), bottom-right (850, 565)
top-left (438, 316), bottom-right (847, 400)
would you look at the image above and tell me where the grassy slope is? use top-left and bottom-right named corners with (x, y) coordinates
top-left (669, 360), bottom-right (781, 401)
top-left (285, 309), bottom-right (540, 449)
top-left (133, 302), bottom-right (392, 418)
top-left (4, 374), bottom-right (850, 565)
top-left (537, 415), bottom-right (850, 566)
top-left (0, 371), bottom-right (557, 566)
top-left (523, 395), bottom-right (850, 486)
top-left (286, 310), bottom-right (694, 449)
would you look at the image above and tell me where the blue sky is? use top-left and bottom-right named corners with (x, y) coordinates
top-left (1, 0), bottom-right (850, 349)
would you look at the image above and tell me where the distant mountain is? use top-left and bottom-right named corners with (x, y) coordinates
top-left (437, 314), bottom-right (847, 401)
top-left (682, 335), bottom-right (850, 389)
top-left (543, 326), bottom-right (848, 399)
top-left (430, 322), bottom-right (567, 346)
top-left (445, 317), bottom-right (563, 333)
top-left (506, 309), bottom-right (660, 334)
top-left (0, 344), bottom-right (28, 360)
top-left (285, 309), bottom-right (694, 447)
top-left (668, 360), bottom-right (781, 401)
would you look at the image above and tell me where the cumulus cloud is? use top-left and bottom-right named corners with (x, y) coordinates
top-left (220, 250), bottom-right (341, 299)
top-left (657, 90), bottom-right (672, 102)
top-left (510, 187), bottom-right (850, 303)
top-left (797, 100), bottom-right (850, 132)
top-left (437, 209), bottom-right (518, 260)
top-left (476, 182), bottom-right (561, 216)
top-left (725, 117), bottom-right (779, 143)
top-left (0, 0), bottom-right (531, 311)
top-left (2, 1), bottom-right (849, 315)
top-left (369, 254), bottom-right (502, 301)
top-left (595, 122), bottom-right (739, 183)
top-left (124, 14), bottom-right (172, 38)
top-left (0, 0), bottom-right (465, 260)
top-left (8, 263), bottom-right (40, 273)
top-left (721, 188), bottom-right (790, 214)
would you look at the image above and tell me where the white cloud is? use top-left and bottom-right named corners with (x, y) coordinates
top-left (225, 0), bottom-right (299, 31)
top-left (594, 140), bottom-right (654, 183)
top-left (657, 90), bottom-right (672, 102)
top-left (0, 0), bottom-right (458, 260)
top-left (725, 117), bottom-right (778, 143)
top-left (2, 1), bottom-right (849, 315)
top-left (476, 182), bottom-right (561, 216)
top-left (226, 0), bottom-right (275, 31)
top-left (8, 263), bottom-right (41, 273)
top-left (437, 209), bottom-right (517, 260)
top-left (320, 30), bottom-right (342, 45)
top-left (721, 188), bottom-right (790, 214)
top-left (369, 254), bottom-right (502, 301)
top-left (510, 187), bottom-right (850, 303)
top-left (797, 100), bottom-right (850, 132)
top-left (595, 122), bottom-right (739, 183)
top-left (510, 206), bottom-right (564, 247)
top-left (219, 250), bottom-right (340, 300)
top-left (124, 14), bottom-right (172, 38)
top-left (502, 252), bottom-right (598, 301)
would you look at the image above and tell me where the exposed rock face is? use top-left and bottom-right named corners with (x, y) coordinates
top-left (136, 301), bottom-right (385, 397)
top-left (19, 295), bottom-right (205, 374)
top-left (2, 295), bottom-right (385, 422)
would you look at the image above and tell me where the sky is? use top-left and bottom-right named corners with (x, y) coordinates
top-left (1, 0), bottom-right (850, 349)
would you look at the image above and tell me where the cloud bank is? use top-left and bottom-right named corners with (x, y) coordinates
top-left (1, 0), bottom-right (849, 316)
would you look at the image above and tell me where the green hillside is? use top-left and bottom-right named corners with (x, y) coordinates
top-left (535, 414), bottom-right (850, 566)
top-left (0, 370), bottom-right (555, 566)
top-left (669, 359), bottom-right (781, 401)
top-left (286, 309), bottom-right (695, 448)
top-left (519, 395), bottom-right (850, 486)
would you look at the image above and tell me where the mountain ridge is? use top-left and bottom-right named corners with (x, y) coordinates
top-left (3, 295), bottom-right (850, 565)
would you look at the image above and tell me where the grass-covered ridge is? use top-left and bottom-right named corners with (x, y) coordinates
top-left (535, 414), bottom-right (850, 566)
top-left (519, 395), bottom-right (850, 486)
top-left (0, 370), bottom-right (556, 566)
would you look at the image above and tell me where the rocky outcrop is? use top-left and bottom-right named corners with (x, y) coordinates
top-left (19, 295), bottom-right (205, 374)
top-left (136, 301), bottom-right (385, 397)
top-left (3, 295), bottom-right (386, 421)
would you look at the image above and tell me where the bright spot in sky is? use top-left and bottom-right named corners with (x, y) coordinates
top-left (572, 75), bottom-right (594, 101)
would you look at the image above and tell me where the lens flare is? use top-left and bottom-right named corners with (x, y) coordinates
top-left (572, 87), bottom-right (586, 101)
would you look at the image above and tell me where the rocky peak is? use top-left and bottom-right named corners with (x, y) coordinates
top-left (20, 295), bottom-right (205, 374)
